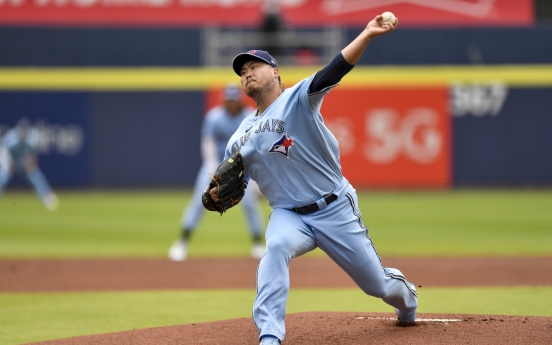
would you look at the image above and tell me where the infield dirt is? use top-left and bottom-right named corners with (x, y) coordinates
top-left (3, 257), bottom-right (552, 291)
top-left (2, 257), bottom-right (551, 344)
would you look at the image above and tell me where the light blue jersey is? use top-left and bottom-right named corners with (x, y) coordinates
top-left (204, 105), bottom-right (255, 161)
top-left (226, 75), bottom-right (342, 209)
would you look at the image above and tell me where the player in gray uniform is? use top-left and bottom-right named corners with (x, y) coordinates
top-left (208, 15), bottom-right (417, 345)
top-left (0, 118), bottom-right (59, 211)
top-left (168, 84), bottom-right (265, 262)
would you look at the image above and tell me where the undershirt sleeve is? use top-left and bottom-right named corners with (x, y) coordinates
top-left (308, 52), bottom-right (354, 95)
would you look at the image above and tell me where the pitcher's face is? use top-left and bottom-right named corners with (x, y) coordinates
top-left (240, 60), bottom-right (279, 99)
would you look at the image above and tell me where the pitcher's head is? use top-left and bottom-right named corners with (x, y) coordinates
top-left (232, 50), bottom-right (280, 99)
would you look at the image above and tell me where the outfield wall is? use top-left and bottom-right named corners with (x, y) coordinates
top-left (0, 91), bottom-right (204, 188)
top-left (1, 65), bottom-right (551, 188)
top-left (2, 27), bottom-right (552, 67)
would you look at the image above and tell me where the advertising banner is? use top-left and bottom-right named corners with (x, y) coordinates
top-left (0, 0), bottom-right (533, 27)
top-left (452, 84), bottom-right (552, 184)
top-left (206, 86), bottom-right (451, 188)
top-left (322, 87), bottom-right (451, 188)
top-left (88, 91), bottom-right (204, 187)
top-left (0, 92), bottom-right (90, 186)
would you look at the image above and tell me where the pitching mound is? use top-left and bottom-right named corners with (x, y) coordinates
top-left (28, 312), bottom-right (552, 345)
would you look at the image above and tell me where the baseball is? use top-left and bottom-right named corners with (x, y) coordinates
top-left (381, 11), bottom-right (397, 25)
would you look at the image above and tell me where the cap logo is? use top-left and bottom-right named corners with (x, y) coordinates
top-left (248, 50), bottom-right (256, 55)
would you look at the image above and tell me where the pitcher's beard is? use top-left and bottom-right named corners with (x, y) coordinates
top-left (244, 84), bottom-right (262, 100)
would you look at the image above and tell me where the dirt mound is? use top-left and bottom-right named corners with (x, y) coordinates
top-left (26, 312), bottom-right (552, 345)
top-left (2, 257), bottom-right (552, 292)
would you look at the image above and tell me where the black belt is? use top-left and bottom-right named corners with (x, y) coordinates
top-left (294, 193), bottom-right (338, 215)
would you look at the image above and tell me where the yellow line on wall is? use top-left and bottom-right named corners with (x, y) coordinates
top-left (344, 65), bottom-right (552, 87)
top-left (0, 65), bottom-right (551, 90)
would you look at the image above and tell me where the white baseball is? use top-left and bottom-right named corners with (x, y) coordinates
top-left (381, 11), bottom-right (396, 25)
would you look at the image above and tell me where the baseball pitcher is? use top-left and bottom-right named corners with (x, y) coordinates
top-left (202, 14), bottom-right (417, 345)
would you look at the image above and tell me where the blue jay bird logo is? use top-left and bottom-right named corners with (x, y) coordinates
top-left (269, 134), bottom-right (294, 158)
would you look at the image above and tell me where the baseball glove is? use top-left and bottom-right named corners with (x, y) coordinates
top-left (202, 152), bottom-right (247, 215)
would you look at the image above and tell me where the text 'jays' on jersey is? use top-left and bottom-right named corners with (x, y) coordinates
top-left (225, 75), bottom-right (343, 209)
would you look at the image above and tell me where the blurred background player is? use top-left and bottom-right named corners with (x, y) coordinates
top-left (168, 84), bottom-right (265, 262)
top-left (0, 117), bottom-right (59, 211)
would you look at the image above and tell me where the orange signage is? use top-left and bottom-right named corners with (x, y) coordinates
top-left (321, 87), bottom-right (451, 188)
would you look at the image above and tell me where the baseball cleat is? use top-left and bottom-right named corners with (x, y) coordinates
top-left (168, 240), bottom-right (188, 262)
top-left (251, 243), bottom-right (266, 260)
top-left (396, 308), bottom-right (417, 325)
top-left (259, 335), bottom-right (280, 345)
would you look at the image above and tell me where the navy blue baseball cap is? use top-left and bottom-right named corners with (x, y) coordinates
top-left (232, 50), bottom-right (278, 76)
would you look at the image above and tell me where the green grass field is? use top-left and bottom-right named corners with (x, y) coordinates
top-left (1, 189), bottom-right (551, 258)
top-left (1, 189), bottom-right (551, 345)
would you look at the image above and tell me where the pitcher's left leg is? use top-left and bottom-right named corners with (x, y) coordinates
top-left (253, 208), bottom-right (316, 343)
top-left (307, 188), bottom-right (417, 319)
